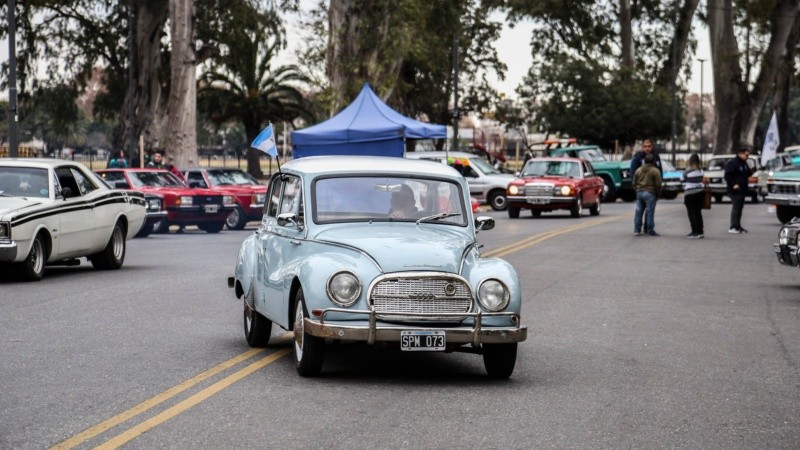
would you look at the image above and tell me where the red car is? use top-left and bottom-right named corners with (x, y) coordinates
top-left (96, 168), bottom-right (234, 233)
top-left (506, 157), bottom-right (604, 218)
top-left (182, 168), bottom-right (267, 230)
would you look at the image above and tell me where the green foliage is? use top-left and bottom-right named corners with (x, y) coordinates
top-left (20, 82), bottom-right (88, 150)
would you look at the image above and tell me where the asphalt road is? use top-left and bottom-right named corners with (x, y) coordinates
top-left (1, 198), bottom-right (798, 449)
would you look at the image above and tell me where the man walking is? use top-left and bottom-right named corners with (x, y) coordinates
top-left (725, 145), bottom-right (753, 234)
top-left (633, 153), bottom-right (662, 236)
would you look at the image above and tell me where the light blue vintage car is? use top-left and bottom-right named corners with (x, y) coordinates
top-left (228, 156), bottom-right (527, 378)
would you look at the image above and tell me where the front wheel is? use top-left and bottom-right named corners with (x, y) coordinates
top-left (570, 196), bottom-right (583, 218)
top-left (293, 287), bottom-right (324, 377)
top-left (90, 222), bottom-right (126, 270)
top-left (226, 206), bottom-right (247, 230)
top-left (483, 343), bottom-right (517, 379)
top-left (488, 190), bottom-right (508, 211)
top-left (507, 205), bottom-right (520, 219)
top-left (714, 194), bottom-right (724, 203)
top-left (17, 234), bottom-right (46, 281)
top-left (199, 221), bottom-right (225, 234)
top-left (776, 205), bottom-right (799, 224)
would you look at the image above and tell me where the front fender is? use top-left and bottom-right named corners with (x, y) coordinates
top-left (461, 251), bottom-right (522, 327)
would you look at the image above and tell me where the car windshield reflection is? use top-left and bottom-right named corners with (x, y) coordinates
top-left (522, 160), bottom-right (580, 178)
top-left (206, 169), bottom-right (258, 186)
top-left (0, 167), bottom-right (50, 198)
top-left (129, 171), bottom-right (185, 187)
top-left (314, 176), bottom-right (467, 225)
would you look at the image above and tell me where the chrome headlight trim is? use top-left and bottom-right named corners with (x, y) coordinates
top-left (508, 185), bottom-right (520, 195)
top-left (0, 222), bottom-right (9, 240)
top-left (222, 195), bottom-right (234, 206)
top-left (147, 198), bottom-right (162, 211)
top-left (326, 271), bottom-right (362, 307)
top-left (477, 278), bottom-right (510, 312)
top-left (179, 195), bottom-right (193, 206)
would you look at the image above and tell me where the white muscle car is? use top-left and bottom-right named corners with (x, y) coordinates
top-left (0, 158), bottom-right (146, 281)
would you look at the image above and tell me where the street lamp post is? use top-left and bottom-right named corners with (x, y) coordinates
top-left (698, 58), bottom-right (706, 156)
top-left (7, 0), bottom-right (19, 158)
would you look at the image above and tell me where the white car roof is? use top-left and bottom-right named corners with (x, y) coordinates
top-left (405, 151), bottom-right (480, 160)
top-left (283, 155), bottom-right (461, 178)
top-left (0, 158), bottom-right (76, 169)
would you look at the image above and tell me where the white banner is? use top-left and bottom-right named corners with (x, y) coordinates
top-left (761, 112), bottom-right (779, 166)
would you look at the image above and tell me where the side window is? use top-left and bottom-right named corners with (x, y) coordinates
top-left (71, 168), bottom-right (97, 196)
top-left (186, 172), bottom-right (207, 187)
top-left (583, 162), bottom-right (594, 176)
top-left (279, 176), bottom-right (303, 223)
top-left (265, 176), bottom-right (283, 218)
top-left (56, 167), bottom-right (81, 196)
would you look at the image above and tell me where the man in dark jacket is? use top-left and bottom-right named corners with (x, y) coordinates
top-left (630, 139), bottom-right (663, 178)
top-left (724, 145), bottom-right (754, 234)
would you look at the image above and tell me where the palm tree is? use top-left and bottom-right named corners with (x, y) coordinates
top-left (198, 21), bottom-right (311, 178)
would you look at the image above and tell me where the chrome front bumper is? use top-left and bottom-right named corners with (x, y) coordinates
top-left (765, 193), bottom-right (800, 206)
top-left (304, 308), bottom-right (527, 346)
top-left (0, 241), bottom-right (18, 262)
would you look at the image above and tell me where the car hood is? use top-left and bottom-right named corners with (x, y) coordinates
top-left (770, 169), bottom-right (800, 181)
top-left (313, 224), bottom-right (474, 273)
top-left (0, 196), bottom-right (46, 220)
top-left (210, 185), bottom-right (266, 194)
top-left (136, 186), bottom-right (222, 197)
top-left (513, 175), bottom-right (574, 185)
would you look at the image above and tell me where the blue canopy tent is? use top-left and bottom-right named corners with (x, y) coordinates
top-left (291, 83), bottom-right (446, 159)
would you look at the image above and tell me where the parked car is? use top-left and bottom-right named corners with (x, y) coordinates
top-left (228, 156), bottom-right (527, 378)
top-left (546, 145), bottom-right (633, 203)
top-left (405, 151), bottom-right (515, 210)
top-left (784, 145), bottom-right (800, 165)
top-left (704, 154), bottom-right (766, 203)
top-left (0, 159), bottom-right (146, 281)
top-left (506, 157), bottom-right (604, 218)
top-left (94, 175), bottom-right (166, 238)
top-left (765, 165), bottom-right (800, 223)
top-left (764, 153), bottom-right (793, 173)
top-left (773, 217), bottom-right (800, 269)
top-left (95, 168), bottom-right (234, 234)
top-left (182, 168), bottom-right (267, 230)
top-left (660, 160), bottom-right (683, 200)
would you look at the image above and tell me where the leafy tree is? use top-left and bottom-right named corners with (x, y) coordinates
top-left (20, 82), bottom-right (87, 153)
top-left (198, 5), bottom-right (312, 177)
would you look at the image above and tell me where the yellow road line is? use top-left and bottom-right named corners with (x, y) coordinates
top-left (50, 348), bottom-right (265, 450)
top-left (94, 348), bottom-right (292, 450)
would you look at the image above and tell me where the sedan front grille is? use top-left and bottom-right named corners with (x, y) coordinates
top-left (369, 274), bottom-right (472, 322)
top-left (524, 183), bottom-right (554, 196)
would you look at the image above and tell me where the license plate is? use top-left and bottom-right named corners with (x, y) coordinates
top-left (527, 197), bottom-right (549, 204)
top-left (204, 205), bottom-right (219, 213)
top-left (400, 330), bottom-right (445, 351)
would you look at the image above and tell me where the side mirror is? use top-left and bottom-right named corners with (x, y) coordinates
top-left (277, 212), bottom-right (304, 230)
top-left (474, 216), bottom-right (495, 232)
top-left (61, 187), bottom-right (73, 199)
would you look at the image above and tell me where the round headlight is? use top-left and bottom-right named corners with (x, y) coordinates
top-left (779, 227), bottom-right (789, 245)
top-left (478, 279), bottom-right (509, 312)
top-left (148, 199), bottom-right (161, 211)
top-left (327, 271), bottom-right (361, 307)
top-left (508, 185), bottom-right (520, 195)
top-left (559, 185), bottom-right (571, 196)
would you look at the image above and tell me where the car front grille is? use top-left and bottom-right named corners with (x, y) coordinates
top-left (770, 183), bottom-right (800, 195)
top-left (370, 274), bottom-right (472, 322)
top-left (194, 195), bottom-right (223, 205)
top-left (524, 183), bottom-right (554, 196)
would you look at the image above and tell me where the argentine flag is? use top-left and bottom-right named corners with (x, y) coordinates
top-left (251, 123), bottom-right (278, 157)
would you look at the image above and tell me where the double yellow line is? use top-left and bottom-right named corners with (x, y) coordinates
top-left (53, 212), bottom-right (630, 449)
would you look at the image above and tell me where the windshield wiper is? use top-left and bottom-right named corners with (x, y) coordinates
top-left (416, 212), bottom-right (460, 225)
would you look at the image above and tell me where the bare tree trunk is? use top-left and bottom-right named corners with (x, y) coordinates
top-left (775, 22), bottom-right (800, 152)
top-left (117, 1), bottom-right (169, 156)
top-left (655, 0), bottom-right (701, 88)
top-left (167, 0), bottom-right (197, 169)
top-left (619, 0), bottom-right (634, 76)
top-left (709, 0), bottom-right (800, 154)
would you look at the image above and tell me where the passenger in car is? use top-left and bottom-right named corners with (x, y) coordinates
top-left (388, 185), bottom-right (419, 218)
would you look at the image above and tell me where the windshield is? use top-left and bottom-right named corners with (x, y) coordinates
top-left (661, 160), bottom-right (676, 171)
top-left (522, 160), bottom-right (580, 178)
top-left (129, 171), bottom-right (186, 187)
top-left (0, 167), bottom-right (50, 198)
top-left (206, 169), bottom-right (258, 186)
top-left (458, 156), bottom-right (501, 175)
top-left (576, 148), bottom-right (607, 162)
top-left (314, 176), bottom-right (467, 225)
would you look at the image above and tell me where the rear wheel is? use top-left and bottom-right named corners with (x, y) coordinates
top-left (488, 190), bottom-right (507, 211)
top-left (293, 287), bottom-right (324, 377)
top-left (483, 343), bottom-right (517, 379)
top-left (507, 205), bottom-right (520, 219)
top-left (18, 234), bottom-right (46, 281)
top-left (714, 194), bottom-right (724, 203)
top-left (589, 198), bottom-right (601, 216)
top-left (90, 222), bottom-right (126, 270)
top-left (226, 206), bottom-right (247, 230)
top-left (243, 290), bottom-right (271, 347)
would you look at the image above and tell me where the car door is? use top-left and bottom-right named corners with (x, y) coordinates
top-left (54, 166), bottom-right (98, 256)
top-left (255, 174), bottom-right (305, 327)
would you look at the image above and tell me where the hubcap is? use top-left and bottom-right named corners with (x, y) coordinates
top-left (227, 209), bottom-right (240, 228)
top-left (294, 301), bottom-right (304, 361)
top-left (31, 240), bottom-right (43, 274)
top-left (112, 227), bottom-right (124, 260)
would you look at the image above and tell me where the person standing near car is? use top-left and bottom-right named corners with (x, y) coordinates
top-left (681, 153), bottom-right (706, 239)
top-left (633, 153), bottom-right (662, 236)
top-left (630, 139), bottom-right (663, 178)
top-left (725, 145), bottom-right (753, 234)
